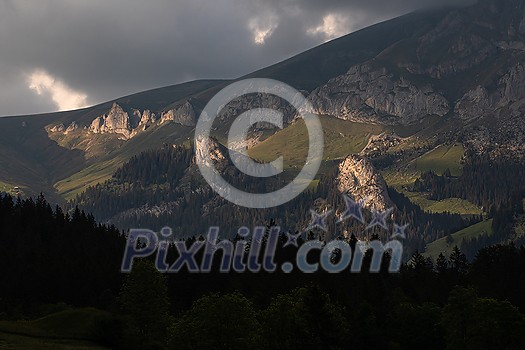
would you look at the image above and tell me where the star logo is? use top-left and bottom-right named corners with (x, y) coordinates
top-left (306, 209), bottom-right (333, 232)
top-left (367, 207), bottom-right (393, 230)
top-left (337, 195), bottom-right (365, 224)
top-left (283, 231), bottom-right (302, 248)
top-left (391, 224), bottom-right (409, 239)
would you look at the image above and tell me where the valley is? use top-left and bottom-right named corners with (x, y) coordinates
top-left (2, 0), bottom-right (525, 259)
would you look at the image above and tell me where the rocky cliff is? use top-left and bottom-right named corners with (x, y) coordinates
top-left (133, 109), bottom-right (157, 130)
top-left (194, 136), bottom-right (229, 173)
top-left (160, 100), bottom-right (196, 126)
top-left (88, 101), bottom-right (194, 139)
top-left (217, 92), bottom-right (302, 127)
top-left (89, 103), bottom-right (136, 140)
top-left (48, 121), bottom-right (79, 135)
top-left (336, 154), bottom-right (394, 212)
top-left (304, 0), bottom-right (525, 156)
top-left (308, 64), bottom-right (450, 125)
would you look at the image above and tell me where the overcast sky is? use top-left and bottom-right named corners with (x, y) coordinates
top-left (0, 0), bottom-right (475, 116)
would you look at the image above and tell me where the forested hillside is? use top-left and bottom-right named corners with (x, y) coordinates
top-left (71, 144), bottom-right (473, 256)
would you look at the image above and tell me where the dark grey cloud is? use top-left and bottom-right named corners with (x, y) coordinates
top-left (0, 0), bottom-right (475, 116)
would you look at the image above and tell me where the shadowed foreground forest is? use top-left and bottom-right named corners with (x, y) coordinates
top-left (1, 194), bottom-right (525, 349)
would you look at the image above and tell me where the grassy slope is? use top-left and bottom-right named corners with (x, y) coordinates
top-left (404, 192), bottom-right (483, 216)
top-left (413, 143), bottom-right (465, 176)
top-left (249, 116), bottom-right (385, 171)
top-left (382, 169), bottom-right (420, 188)
top-left (424, 219), bottom-right (493, 259)
top-left (382, 142), bottom-right (480, 215)
top-left (383, 170), bottom-right (481, 216)
top-left (250, 117), bottom-right (480, 218)
top-left (56, 122), bottom-right (194, 200)
top-left (0, 308), bottom-right (110, 350)
top-left (0, 180), bottom-right (16, 194)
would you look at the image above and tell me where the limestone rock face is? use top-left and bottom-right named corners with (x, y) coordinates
top-left (194, 136), bottom-right (228, 173)
top-left (160, 101), bottom-right (196, 126)
top-left (64, 121), bottom-right (79, 134)
top-left (49, 124), bottom-right (65, 133)
top-left (132, 109), bottom-right (157, 131)
top-left (48, 122), bottom-right (78, 134)
top-left (216, 91), bottom-right (307, 128)
top-left (139, 110), bottom-right (157, 126)
top-left (455, 63), bottom-right (525, 122)
top-left (75, 99), bottom-right (194, 141)
top-left (308, 64), bottom-right (450, 125)
top-left (89, 103), bottom-right (134, 139)
top-left (497, 63), bottom-right (525, 106)
top-left (336, 154), bottom-right (394, 212)
top-left (454, 86), bottom-right (493, 122)
top-left (456, 63), bottom-right (525, 156)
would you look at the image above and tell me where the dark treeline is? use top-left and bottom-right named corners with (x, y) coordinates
top-left (1, 193), bottom-right (525, 349)
top-left (114, 145), bottom-right (193, 187)
top-left (0, 194), bottom-right (125, 316)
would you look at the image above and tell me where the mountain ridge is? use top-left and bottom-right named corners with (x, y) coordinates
top-left (1, 0), bottom-right (525, 203)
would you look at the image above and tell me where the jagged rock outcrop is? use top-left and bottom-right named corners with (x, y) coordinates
top-left (497, 63), bottom-right (525, 105)
top-left (194, 136), bottom-right (228, 173)
top-left (140, 110), bottom-right (157, 126)
top-left (217, 92), bottom-right (303, 127)
top-left (308, 64), bottom-right (450, 125)
top-left (336, 154), bottom-right (394, 212)
top-left (48, 121), bottom-right (78, 134)
top-left (160, 101), bottom-right (196, 126)
top-left (454, 86), bottom-right (492, 122)
top-left (455, 63), bottom-right (525, 123)
top-left (89, 103), bottom-right (135, 140)
top-left (49, 124), bottom-right (65, 133)
top-left (64, 121), bottom-right (79, 134)
top-left (89, 103), bottom-right (160, 139)
top-left (132, 109), bottom-right (157, 130)
top-left (49, 105), bottom-right (158, 140)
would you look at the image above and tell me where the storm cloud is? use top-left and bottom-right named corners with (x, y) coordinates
top-left (0, 0), bottom-right (475, 116)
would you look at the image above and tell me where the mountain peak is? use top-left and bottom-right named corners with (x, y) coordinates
top-left (89, 102), bottom-right (134, 140)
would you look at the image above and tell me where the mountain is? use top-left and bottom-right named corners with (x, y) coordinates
top-left (2, 0), bottom-right (525, 256)
top-left (0, 4), bottom-right (458, 199)
top-left (0, 79), bottom-right (224, 202)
